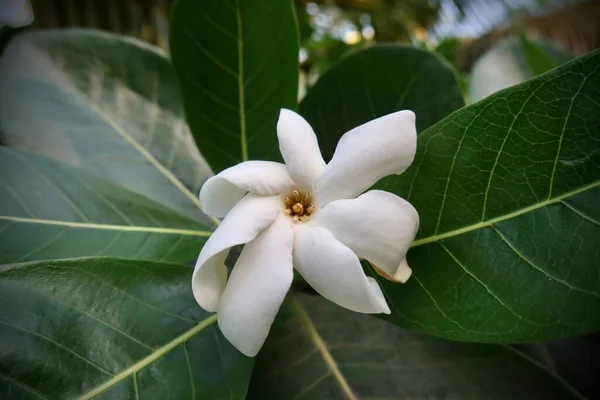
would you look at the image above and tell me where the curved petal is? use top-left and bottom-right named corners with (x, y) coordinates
top-left (293, 225), bottom-right (390, 314)
top-left (200, 161), bottom-right (295, 217)
top-left (217, 216), bottom-right (294, 357)
top-left (277, 109), bottom-right (326, 189)
top-left (316, 190), bottom-right (419, 283)
top-left (192, 195), bottom-right (281, 312)
top-left (316, 110), bottom-right (417, 206)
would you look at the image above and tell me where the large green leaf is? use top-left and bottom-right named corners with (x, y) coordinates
top-left (169, 0), bottom-right (299, 172)
top-left (0, 257), bottom-right (253, 399)
top-left (0, 147), bottom-right (211, 264)
top-left (299, 44), bottom-right (465, 160)
top-left (248, 294), bottom-right (585, 399)
top-left (0, 29), bottom-right (255, 399)
top-left (304, 47), bottom-right (600, 341)
top-left (0, 29), bottom-right (214, 224)
top-left (374, 49), bottom-right (600, 342)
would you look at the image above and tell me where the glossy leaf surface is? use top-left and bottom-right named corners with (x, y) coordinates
top-left (170, 0), bottom-right (299, 172)
top-left (0, 257), bottom-right (253, 399)
top-left (249, 294), bottom-right (585, 399)
top-left (0, 147), bottom-right (211, 264)
top-left (0, 29), bottom-right (256, 399)
top-left (302, 46), bottom-right (600, 341)
top-left (0, 29), bottom-right (213, 223)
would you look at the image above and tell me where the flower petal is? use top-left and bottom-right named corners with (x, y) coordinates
top-left (217, 216), bottom-right (294, 357)
top-left (316, 110), bottom-right (416, 206)
top-left (200, 161), bottom-right (295, 217)
top-left (192, 195), bottom-right (281, 312)
top-left (277, 109), bottom-right (326, 189)
top-left (316, 190), bottom-right (419, 283)
top-left (293, 225), bottom-right (390, 314)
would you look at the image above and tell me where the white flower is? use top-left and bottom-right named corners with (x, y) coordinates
top-left (193, 109), bottom-right (419, 356)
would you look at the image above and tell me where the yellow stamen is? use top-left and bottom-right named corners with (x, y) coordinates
top-left (303, 192), bottom-right (312, 203)
top-left (284, 189), bottom-right (315, 223)
top-left (292, 203), bottom-right (304, 215)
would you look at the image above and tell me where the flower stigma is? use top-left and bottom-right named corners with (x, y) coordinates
top-left (284, 189), bottom-right (315, 222)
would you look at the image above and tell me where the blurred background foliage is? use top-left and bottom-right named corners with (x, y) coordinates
top-left (5, 0), bottom-right (595, 108)
top-left (18, 0), bottom-right (600, 90)
top-left (2, 0), bottom-right (599, 398)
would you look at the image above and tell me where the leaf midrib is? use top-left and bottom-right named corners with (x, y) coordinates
top-left (234, 0), bottom-right (248, 162)
top-left (77, 314), bottom-right (217, 400)
top-left (0, 216), bottom-right (212, 236)
top-left (67, 65), bottom-right (221, 227)
top-left (411, 180), bottom-right (599, 247)
top-left (292, 298), bottom-right (357, 400)
top-left (502, 345), bottom-right (588, 400)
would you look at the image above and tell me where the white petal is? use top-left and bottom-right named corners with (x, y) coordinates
top-left (200, 161), bottom-right (295, 217)
top-left (316, 110), bottom-right (417, 206)
top-left (316, 190), bottom-right (419, 283)
top-left (192, 195), bottom-right (281, 311)
top-left (293, 225), bottom-right (390, 314)
top-left (217, 216), bottom-right (294, 357)
top-left (277, 109), bottom-right (326, 189)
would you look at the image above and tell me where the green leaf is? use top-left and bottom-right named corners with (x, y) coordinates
top-left (374, 50), bottom-right (600, 341)
top-left (0, 147), bottom-right (211, 264)
top-left (248, 294), bottom-right (585, 399)
top-left (169, 0), bottom-right (299, 172)
top-left (519, 33), bottom-right (559, 76)
top-left (0, 29), bottom-right (214, 224)
top-left (302, 45), bottom-right (600, 341)
top-left (0, 257), bottom-right (253, 399)
top-left (299, 44), bottom-right (465, 161)
top-left (0, 29), bottom-right (255, 399)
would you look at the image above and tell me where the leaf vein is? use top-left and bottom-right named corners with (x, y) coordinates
top-left (81, 88), bottom-right (205, 214)
top-left (9, 150), bottom-right (90, 222)
top-left (481, 81), bottom-right (551, 221)
top-left (183, 342), bottom-right (195, 400)
top-left (0, 319), bottom-right (114, 376)
top-left (411, 274), bottom-right (476, 333)
top-left (0, 216), bottom-right (212, 236)
top-left (292, 299), bottom-right (357, 400)
top-left (548, 68), bottom-right (593, 198)
top-left (290, 372), bottom-right (331, 400)
top-left (412, 180), bottom-right (600, 247)
top-left (560, 200), bottom-right (600, 227)
top-left (235, 0), bottom-right (248, 162)
top-left (14, 227), bottom-right (71, 263)
top-left (64, 167), bottom-right (134, 226)
top-left (439, 242), bottom-right (547, 326)
top-left (0, 371), bottom-right (49, 400)
top-left (77, 315), bottom-right (217, 400)
top-left (5, 184), bottom-right (36, 218)
top-left (213, 328), bottom-right (233, 400)
top-left (53, 265), bottom-right (198, 323)
top-left (491, 224), bottom-right (600, 297)
top-left (182, 27), bottom-right (237, 78)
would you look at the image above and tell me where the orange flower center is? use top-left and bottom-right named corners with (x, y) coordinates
top-left (283, 189), bottom-right (315, 222)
